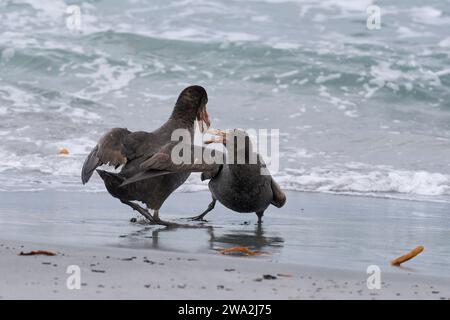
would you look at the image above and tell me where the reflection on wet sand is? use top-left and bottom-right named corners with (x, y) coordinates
top-left (209, 224), bottom-right (284, 253)
top-left (120, 223), bottom-right (284, 255)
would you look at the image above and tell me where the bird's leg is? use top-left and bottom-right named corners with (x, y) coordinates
top-left (153, 209), bottom-right (160, 221)
top-left (152, 210), bottom-right (179, 226)
top-left (121, 200), bottom-right (156, 224)
top-left (255, 211), bottom-right (264, 224)
top-left (187, 198), bottom-right (216, 221)
top-left (150, 209), bottom-right (193, 228)
top-left (147, 209), bottom-right (174, 227)
top-left (123, 201), bottom-right (208, 228)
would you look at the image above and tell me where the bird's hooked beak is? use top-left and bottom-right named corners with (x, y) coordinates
top-left (196, 105), bottom-right (211, 133)
top-left (204, 128), bottom-right (227, 145)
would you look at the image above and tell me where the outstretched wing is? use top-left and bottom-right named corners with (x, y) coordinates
top-left (120, 143), bottom-right (224, 187)
top-left (81, 128), bottom-right (131, 184)
top-left (270, 178), bottom-right (286, 208)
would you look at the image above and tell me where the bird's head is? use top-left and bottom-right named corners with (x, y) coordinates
top-left (205, 129), bottom-right (254, 163)
top-left (172, 85), bottom-right (210, 132)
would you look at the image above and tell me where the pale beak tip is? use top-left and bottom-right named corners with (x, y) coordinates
top-left (203, 137), bottom-right (225, 145)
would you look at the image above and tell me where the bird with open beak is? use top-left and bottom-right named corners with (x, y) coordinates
top-left (81, 85), bottom-right (211, 226)
top-left (121, 128), bottom-right (286, 223)
top-left (197, 106), bottom-right (210, 133)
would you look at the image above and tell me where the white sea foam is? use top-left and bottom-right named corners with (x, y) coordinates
top-left (0, 85), bottom-right (40, 112)
top-left (370, 62), bottom-right (402, 83)
top-left (275, 167), bottom-right (450, 200)
top-left (315, 73), bottom-right (341, 84)
top-left (364, 59), bottom-right (448, 98)
top-left (396, 27), bottom-right (431, 39)
top-left (439, 37), bottom-right (450, 48)
top-left (251, 15), bottom-right (271, 22)
top-left (75, 57), bottom-right (144, 100)
top-left (56, 106), bottom-right (101, 123)
top-left (142, 92), bottom-right (175, 101)
top-left (275, 70), bottom-right (299, 78)
top-left (1, 139), bottom-right (450, 203)
top-left (254, 0), bottom-right (373, 13)
top-left (19, 0), bottom-right (66, 20)
top-left (270, 42), bottom-right (301, 50)
top-left (409, 7), bottom-right (450, 26)
top-left (317, 85), bottom-right (358, 117)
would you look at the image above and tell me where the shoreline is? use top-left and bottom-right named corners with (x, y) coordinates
top-left (2, 184), bottom-right (449, 205)
top-left (1, 238), bottom-right (449, 299)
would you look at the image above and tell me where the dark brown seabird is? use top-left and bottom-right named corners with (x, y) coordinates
top-left (81, 85), bottom-right (210, 226)
top-left (121, 129), bottom-right (286, 223)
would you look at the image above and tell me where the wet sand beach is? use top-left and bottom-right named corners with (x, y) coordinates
top-left (0, 191), bottom-right (449, 299)
top-left (1, 239), bottom-right (450, 300)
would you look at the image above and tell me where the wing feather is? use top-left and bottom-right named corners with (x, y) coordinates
top-left (81, 128), bottom-right (131, 184)
top-left (121, 143), bottom-right (224, 186)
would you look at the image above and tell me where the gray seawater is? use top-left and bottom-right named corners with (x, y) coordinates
top-left (1, 0), bottom-right (450, 203)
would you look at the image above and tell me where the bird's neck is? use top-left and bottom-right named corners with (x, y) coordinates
top-left (169, 101), bottom-right (197, 125)
top-left (154, 119), bottom-right (194, 140)
top-left (226, 151), bottom-right (263, 174)
top-left (153, 109), bottom-right (195, 142)
top-left (153, 100), bottom-right (197, 137)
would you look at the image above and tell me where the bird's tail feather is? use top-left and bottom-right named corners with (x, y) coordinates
top-left (81, 146), bottom-right (100, 184)
top-left (95, 169), bottom-right (126, 198)
top-left (96, 169), bottom-right (124, 184)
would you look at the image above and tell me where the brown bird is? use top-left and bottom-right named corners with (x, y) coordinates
top-left (81, 86), bottom-right (210, 226)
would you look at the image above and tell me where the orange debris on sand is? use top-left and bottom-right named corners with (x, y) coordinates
top-left (58, 148), bottom-right (69, 155)
top-left (277, 273), bottom-right (293, 278)
top-left (390, 246), bottom-right (424, 266)
top-left (19, 250), bottom-right (57, 256)
top-left (219, 247), bottom-right (262, 256)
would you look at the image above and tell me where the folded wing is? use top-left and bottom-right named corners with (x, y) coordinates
top-left (81, 128), bottom-right (132, 184)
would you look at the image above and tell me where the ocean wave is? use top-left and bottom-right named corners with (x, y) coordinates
top-left (245, 0), bottom-right (374, 13)
top-left (74, 56), bottom-right (144, 100)
top-left (1, 147), bottom-right (449, 203)
top-left (275, 167), bottom-right (450, 200)
top-left (2, 2), bottom-right (449, 106)
top-left (1, 0), bottom-right (450, 206)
